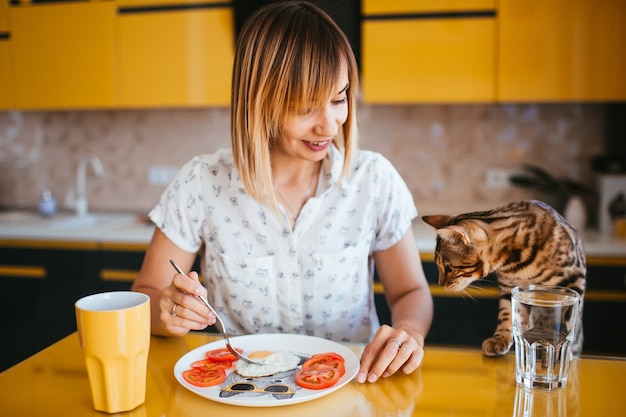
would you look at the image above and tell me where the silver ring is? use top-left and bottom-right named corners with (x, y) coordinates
top-left (387, 339), bottom-right (402, 349)
top-left (171, 304), bottom-right (177, 317)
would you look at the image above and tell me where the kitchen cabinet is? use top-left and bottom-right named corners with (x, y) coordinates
top-left (97, 243), bottom-right (146, 291)
top-left (117, 0), bottom-right (234, 107)
top-left (0, 240), bottom-right (149, 372)
top-left (0, 1), bottom-right (8, 32)
top-left (0, 238), bottom-right (203, 371)
top-left (363, 0), bottom-right (626, 103)
top-left (96, 242), bottom-right (202, 291)
top-left (0, 241), bottom-right (100, 372)
top-left (361, 0), bottom-right (496, 103)
top-left (375, 258), bottom-right (500, 347)
top-left (0, 37), bottom-right (11, 109)
top-left (3, 235), bottom-right (624, 372)
top-left (498, 0), bottom-right (626, 102)
top-left (363, 0), bottom-right (496, 14)
top-left (581, 259), bottom-right (626, 355)
top-left (9, 2), bottom-right (117, 109)
top-left (0, 1), bottom-right (12, 109)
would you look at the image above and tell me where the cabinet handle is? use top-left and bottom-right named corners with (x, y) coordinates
top-left (0, 265), bottom-right (46, 279)
top-left (375, 282), bottom-right (500, 299)
top-left (364, 10), bottom-right (496, 21)
top-left (376, 282), bottom-right (626, 303)
top-left (100, 269), bottom-right (138, 282)
top-left (584, 290), bottom-right (626, 302)
top-left (586, 257), bottom-right (626, 267)
top-left (100, 268), bottom-right (204, 283)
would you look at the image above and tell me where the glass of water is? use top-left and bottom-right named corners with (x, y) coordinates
top-left (512, 285), bottom-right (581, 390)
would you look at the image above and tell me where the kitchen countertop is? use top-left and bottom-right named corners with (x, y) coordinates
top-left (2, 332), bottom-right (625, 417)
top-left (0, 209), bottom-right (155, 245)
top-left (412, 220), bottom-right (626, 259)
top-left (1, 210), bottom-right (625, 259)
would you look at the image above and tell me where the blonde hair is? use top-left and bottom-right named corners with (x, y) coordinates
top-left (231, 1), bottom-right (359, 211)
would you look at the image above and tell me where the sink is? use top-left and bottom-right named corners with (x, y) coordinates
top-left (0, 211), bottom-right (38, 223)
top-left (0, 210), bottom-right (141, 238)
top-left (45, 213), bottom-right (132, 229)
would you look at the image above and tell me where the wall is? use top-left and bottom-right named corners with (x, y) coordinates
top-left (0, 104), bottom-right (604, 221)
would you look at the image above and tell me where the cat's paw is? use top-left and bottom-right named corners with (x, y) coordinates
top-left (481, 336), bottom-right (512, 356)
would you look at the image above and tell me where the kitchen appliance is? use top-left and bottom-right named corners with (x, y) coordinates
top-left (597, 174), bottom-right (626, 234)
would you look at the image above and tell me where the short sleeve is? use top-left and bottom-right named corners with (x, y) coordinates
top-left (370, 154), bottom-right (417, 252)
top-left (149, 156), bottom-right (207, 253)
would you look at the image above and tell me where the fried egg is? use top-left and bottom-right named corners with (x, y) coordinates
top-left (235, 350), bottom-right (300, 377)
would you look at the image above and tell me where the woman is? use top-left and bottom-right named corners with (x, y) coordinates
top-left (132, 1), bottom-right (433, 384)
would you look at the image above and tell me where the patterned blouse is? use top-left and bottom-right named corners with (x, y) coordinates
top-left (150, 145), bottom-right (417, 343)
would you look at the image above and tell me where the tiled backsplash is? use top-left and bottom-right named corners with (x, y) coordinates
top-left (0, 104), bottom-right (604, 221)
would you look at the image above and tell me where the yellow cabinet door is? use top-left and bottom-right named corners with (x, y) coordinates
top-left (1, 1), bottom-right (12, 109)
top-left (498, 0), bottom-right (626, 101)
top-left (10, 2), bottom-right (117, 110)
top-left (0, 0), bottom-right (8, 32)
top-left (363, 0), bottom-right (495, 14)
top-left (118, 4), bottom-right (234, 108)
top-left (362, 15), bottom-right (495, 103)
top-left (0, 39), bottom-right (11, 109)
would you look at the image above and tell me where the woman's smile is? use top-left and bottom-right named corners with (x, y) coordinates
top-left (303, 139), bottom-right (331, 152)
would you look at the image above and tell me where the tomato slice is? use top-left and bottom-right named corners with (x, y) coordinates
top-left (302, 352), bottom-right (344, 368)
top-left (191, 359), bottom-right (232, 371)
top-left (301, 353), bottom-right (345, 377)
top-left (205, 347), bottom-right (243, 363)
top-left (295, 367), bottom-right (342, 390)
top-left (182, 367), bottom-right (226, 387)
top-left (304, 352), bottom-right (344, 363)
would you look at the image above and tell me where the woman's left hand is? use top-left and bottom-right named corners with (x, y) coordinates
top-left (356, 324), bottom-right (425, 383)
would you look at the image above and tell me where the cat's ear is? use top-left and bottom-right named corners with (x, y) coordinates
top-left (422, 215), bottom-right (453, 229)
top-left (464, 221), bottom-right (489, 243)
top-left (436, 225), bottom-right (472, 246)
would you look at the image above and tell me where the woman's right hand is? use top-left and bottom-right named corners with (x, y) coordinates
top-left (159, 270), bottom-right (215, 336)
top-left (132, 228), bottom-right (210, 337)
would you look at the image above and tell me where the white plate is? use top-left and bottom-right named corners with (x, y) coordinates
top-left (173, 333), bottom-right (360, 407)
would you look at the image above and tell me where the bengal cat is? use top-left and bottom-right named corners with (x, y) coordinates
top-left (422, 200), bottom-right (586, 356)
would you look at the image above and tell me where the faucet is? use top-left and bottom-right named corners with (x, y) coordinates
top-left (74, 153), bottom-right (104, 217)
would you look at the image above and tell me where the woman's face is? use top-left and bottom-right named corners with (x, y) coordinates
top-left (274, 68), bottom-right (349, 162)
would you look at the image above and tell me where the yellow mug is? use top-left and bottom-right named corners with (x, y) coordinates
top-left (75, 291), bottom-right (150, 413)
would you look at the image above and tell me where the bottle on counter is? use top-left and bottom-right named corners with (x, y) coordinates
top-left (39, 189), bottom-right (57, 217)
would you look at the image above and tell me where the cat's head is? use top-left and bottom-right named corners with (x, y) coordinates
top-left (422, 214), bottom-right (491, 292)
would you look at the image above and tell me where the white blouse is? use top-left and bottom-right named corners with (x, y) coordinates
top-left (150, 145), bottom-right (417, 343)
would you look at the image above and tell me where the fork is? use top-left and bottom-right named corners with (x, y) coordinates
top-left (169, 259), bottom-right (266, 366)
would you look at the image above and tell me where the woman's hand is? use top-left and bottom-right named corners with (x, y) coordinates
top-left (356, 324), bottom-right (425, 383)
top-left (359, 229), bottom-right (432, 383)
top-left (132, 229), bottom-right (209, 336)
top-left (159, 270), bottom-right (214, 336)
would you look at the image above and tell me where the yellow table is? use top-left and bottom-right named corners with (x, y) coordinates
top-left (1, 332), bottom-right (625, 417)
